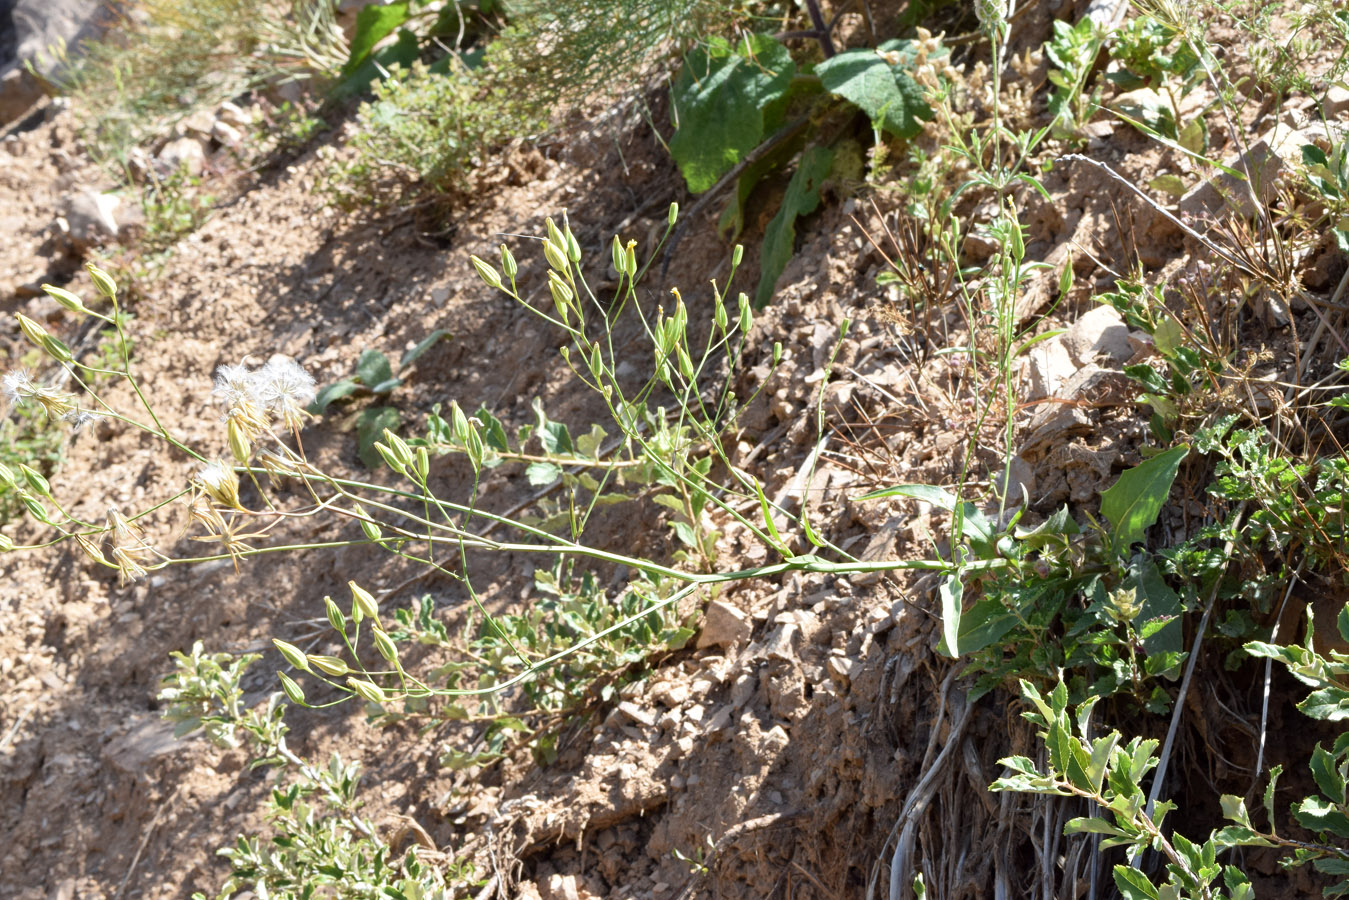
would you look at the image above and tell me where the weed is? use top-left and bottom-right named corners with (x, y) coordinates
top-left (310, 331), bottom-right (450, 468)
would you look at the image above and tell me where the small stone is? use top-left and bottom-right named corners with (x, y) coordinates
top-left (212, 120), bottom-right (243, 146)
top-left (1025, 336), bottom-right (1074, 401)
top-left (827, 655), bottom-right (856, 687)
top-left (158, 136), bottom-right (207, 176)
top-left (60, 188), bottom-right (121, 247)
top-left (616, 701), bottom-right (654, 729)
top-left (1062, 305), bottom-right (1131, 367)
top-left (697, 599), bottom-right (751, 649)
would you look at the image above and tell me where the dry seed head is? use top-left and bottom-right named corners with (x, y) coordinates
top-left (256, 356), bottom-right (316, 432)
top-left (105, 506), bottom-right (159, 584)
top-left (196, 459), bottom-right (242, 509)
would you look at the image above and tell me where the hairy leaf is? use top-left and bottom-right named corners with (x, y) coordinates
top-left (669, 34), bottom-right (795, 193)
top-left (815, 39), bottom-right (933, 138)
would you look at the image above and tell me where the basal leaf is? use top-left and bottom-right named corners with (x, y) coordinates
top-left (755, 145), bottom-right (833, 307)
top-left (1100, 444), bottom-right (1189, 554)
top-left (343, 1), bottom-right (412, 77)
top-left (815, 39), bottom-right (934, 138)
top-left (670, 34), bottom-right (795, 194)
top-left (400, 328), bottom-right (452, 369)
top-left (357, 407), bottom-right (403, 469)
top-left (311, 379), bottom-right (362, 413)
top-left (355, 349), bottom-right (396, 388)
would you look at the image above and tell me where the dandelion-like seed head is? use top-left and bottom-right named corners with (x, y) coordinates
top-left (2, 370), bottom-right (36, 408)
top-left (257, 355), bottom-right (316, 431)
top-left (62, 409), bottom-right (103, 432)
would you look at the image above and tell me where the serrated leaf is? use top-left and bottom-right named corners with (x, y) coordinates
top-left (1113, 864), bottom-right (1160, 900)
top-left (815, 40), bottom-right (933, 138)
top-left (1100, 444), bottom-right (1189, 554)
top-left (1295, 795), bottom-right (1349, 838)
top-left (670, 34), bottom-right (795, 193)
top-left (756, 145), bottom-right (834, 307)
top-left (526, 462), bottom-right (561, 487)
top-left (531, 397), bottom-right (574, 455)
top-left (1300, 687), bottom-right (1349, 721)
top-left (1066, 816), bottom-right (1127, 836)
top-left (475, 408), bottom-right (509, 452)
top-left (1312, 743), bottom-right (1347, 804)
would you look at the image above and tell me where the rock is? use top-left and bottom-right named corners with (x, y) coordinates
top-left (1, 0), bottom-right (112, 125)
top-left (158, 136), bottom-right (207, 176)
top-left (178, 108), bottom-right (215, 138)
top-left (697, 599), bottom-right (751, 649)
top-left (826, 654), bottom-right (856, 687)
top-left (1179, 123), bottom-right (1333, 221)
top-left (1325, 85), bottom-right (1349, 119)
top-left (212, 119), bottom-right (243, 146)
top-left (992, 454), bottom-right (1035, 507)
top-left (0, 66), bottom-right (42, 126)
top-left (103, 717), bottom-right (183, 775)
top-left (216, 100), bottom-right (251, 129)
top-left (60, 188), bottom-right (121, 247)
top-left (1025, 335), bottom-right (1074, 401)
top-left (1062, 304), bottom-right (1131, 367)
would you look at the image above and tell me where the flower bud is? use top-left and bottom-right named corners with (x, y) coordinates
top-left (543, 239), bottom-right (569, 272)
top-left (309, 655), bottom-right (349, 676)
top-left (470, 255), bottom-right (503, 290)
top-left (42, 284), bottom-right (88, 315)
top-left (86, 264), bottom-right (117, 300)
top-left (500, 244), bottom-right (518, 281)
top-left (371, 626), bottom-right (398, 663)
top-left (611, 235), bottom-right (625, 277)
top-left (273, 639), bottom-right (312, 672)
top-left (18, 464), bottom-right (48, 497)
top-left (325, 596), bottom-right (346, 634)
top-left (278, 671), bottom-right (307, 705)
top-left (668, 202), bottom-right (679, 226)
top-left (350, 580), bottom-right (379, 622)
top-left (348, 677), bottom-right (386, 704)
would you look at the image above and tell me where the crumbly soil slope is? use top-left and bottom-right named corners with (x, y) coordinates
top-left (0, 5), bottom-right (1342, 899)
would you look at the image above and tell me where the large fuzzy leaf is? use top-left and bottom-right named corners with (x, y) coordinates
top-left (815, 39), bottom-right (934, 138)
top-left (755, 145), bottom-right (833, 307)
top-left (670, 34), bottom-right (795, 193)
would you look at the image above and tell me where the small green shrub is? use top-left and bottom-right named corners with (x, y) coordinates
top-left (328, 58), bottom-right (545, 209)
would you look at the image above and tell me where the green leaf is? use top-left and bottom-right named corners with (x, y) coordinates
top-left (669, 34), bottom-right (795, 193)
top-left (357, 407), bottom-right (402, 469)
top-left (475, 408), bottom-right (510, 453)
top-left (1100, 444), bottom-right (1189, 554)
top-left (311, 379), bottom-right (362, 413)
top-left (856, 482), bottom-right (957, 505)
top-left (1312, 743), bottom-right (1347, 805)
top-left (334, 28), bottom-right (421, 99)
top-left (400, 329), bottom-right (452, 369)
top-left (937, 574), bottom-right (963, 659)
top-left (355, 349), bottom-right (396, 387)
top-left (342, 1), bottom-right (411, 76)
top-left (531, 398), bottom-right (574, 455)
top-left (935, 592), bottom-right (1019, 657)
top-left (1065, 816), bottom-right (1127, 836)
top-left (756, 145), bottom-right (834, 307)
top-left (1300, 687), bottom-right (1349, 721)
top-left (1113, 865), bottom-right (1160, 900)
top-left (815, 40), bottom-right (934, 138)
top-left (526, 462), bottom-right (561, 487)
top-left (1294, 795), bottom-right (1349, 838)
